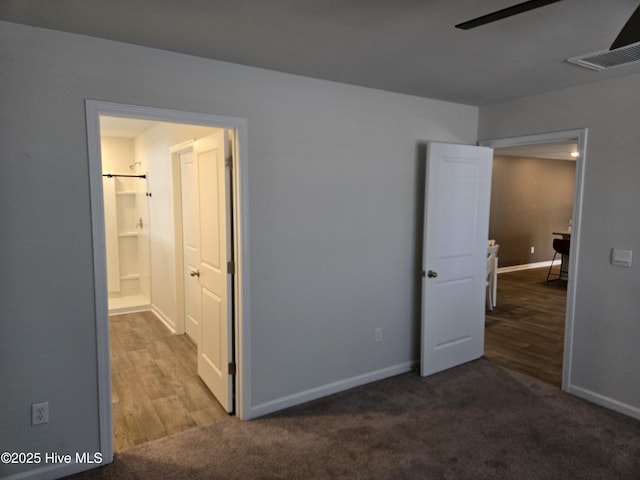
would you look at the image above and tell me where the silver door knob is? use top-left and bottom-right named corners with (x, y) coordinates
top-left (190, 270), bottom-right (200, 277)
top-left (427, 270), bottom-right (438, 278)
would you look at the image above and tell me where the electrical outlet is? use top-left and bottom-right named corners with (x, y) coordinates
top-left (375, 328), bottom-right (383, 343)
top-left (530, 246), bottom-right (535, 254)
top-left (32, 402), bottom-right (49, 425)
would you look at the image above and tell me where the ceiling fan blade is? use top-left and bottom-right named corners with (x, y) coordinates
top-left (455, 0), bottom-right (563, 30)
top-left (610, 4), bottom-right (640, 49)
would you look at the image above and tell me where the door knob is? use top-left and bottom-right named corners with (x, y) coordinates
top-left (427, 270), bottom-right (438, 278)
top-left (190, 270), bottom-right (200, 277)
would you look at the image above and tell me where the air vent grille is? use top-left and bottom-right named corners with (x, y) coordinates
top-left (567, 41), bottom-right (640, 71)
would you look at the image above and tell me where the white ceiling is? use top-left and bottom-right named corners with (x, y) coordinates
top-left (99, 116), bottom-right (159, 138)
top-left (2, 0), bottom-right (639, 105)
top-left (494, 141), bottom-right (579, 160)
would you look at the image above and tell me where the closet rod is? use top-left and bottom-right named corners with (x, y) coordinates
top-left (102, 173), bottom-right (146, 179)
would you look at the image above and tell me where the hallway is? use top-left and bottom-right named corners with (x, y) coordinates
top-left (485, 267), bottom-right (567, 387)
top-left (110, 311), bottom-right (227, 451)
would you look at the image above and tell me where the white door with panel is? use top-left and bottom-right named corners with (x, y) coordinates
top-left (194, 131), bottom-right (234, 413)
top-left (421, 142), bottom-right (493, 377)
top-left (180, 149), bottom-right (201, 344)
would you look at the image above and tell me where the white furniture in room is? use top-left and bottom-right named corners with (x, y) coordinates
top-left (487, 242), bottom-right (500, 310)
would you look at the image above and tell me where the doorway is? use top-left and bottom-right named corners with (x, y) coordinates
top-left (100, 119), bottom-right (231, 449)
top-left (480, 129), bottom-right (587, 392)
top-left (86, 101), bottom-right (250, 461)
top-left (100, 120), bottom-right (154, 314)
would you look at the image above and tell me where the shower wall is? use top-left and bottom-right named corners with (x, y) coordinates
top-left (101, 136), bottom-right (150, 313)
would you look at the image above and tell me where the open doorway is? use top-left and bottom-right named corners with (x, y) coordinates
top-left (99, 117), bottom-right (158, 315)
top-left (480, 130), bottom-right (587, 391)
top-left (86, 101), bottom-right (250, 461)
top-left (101, 117), bottom-right (229, 450)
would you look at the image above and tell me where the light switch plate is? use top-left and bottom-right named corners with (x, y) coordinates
top-left (611, 248), bottom-right (632, 268)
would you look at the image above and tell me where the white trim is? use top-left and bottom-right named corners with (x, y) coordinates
top-left (170, 141), bottom-right (195, 337)
top-left (107, 304), bottom-right (152, 315)
top-left (231, 123), bottom-right (251, 420)
top-left (85, 101), bottom-right (252, 474)
top-left (152, 305), bottom-right (178, 333)
top-left (85, 101), bottom-right (114, 466)
top-left (480, 128), bottom-right (587, 395)
top-left (249, 363), bottom-right (413, 418)
top-left (568, 384), bottom-right (640, 420)
top-left (480, 129), bottom-right (585, 150)
top-left (170, 138), bottom-right (196, 153)
top-left (497, 259), bottom-right (560, 274)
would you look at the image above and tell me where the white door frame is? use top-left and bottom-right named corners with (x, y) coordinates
top-left (171, 139), bottom-right (197, 339)
top-left (85, 100), bottom-right (252, 464)
top-left (479, 128), bottom-right (588, 392)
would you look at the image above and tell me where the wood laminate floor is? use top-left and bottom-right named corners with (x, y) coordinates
top-left (110, 311), bottom-right (227, 452)
top-left (484, 266), bottom-right (567, 387)
top-left (109, 270), bottom-right (564, 451)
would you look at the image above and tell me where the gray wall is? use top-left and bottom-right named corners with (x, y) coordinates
top-left (0, 21), bottom-right (479, 478)
top-left (480, 73), bottom-right (640, 419)
top-left (489, 155), bottom-right (575, 267)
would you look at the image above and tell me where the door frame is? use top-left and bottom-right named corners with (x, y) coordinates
top-left (171, 139), bottom-right (198, 339)
top-left (479, 128), bottom-right (588, 392)
top-left (85, 100), bottom-right (252, 463)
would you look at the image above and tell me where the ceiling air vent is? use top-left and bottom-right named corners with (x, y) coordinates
top-left (567, 41), bottom-right (640, 71)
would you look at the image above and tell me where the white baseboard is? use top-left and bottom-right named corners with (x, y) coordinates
top-left (249, 362), bottom-right (413, 419)
top-left (568, 384), bottom-right (640, 420)
top-left (107, 304), bottom-right (151, 315)
top-left (151, 305), bottom-right (177, 334)
top-left (498, 259), bottom-right (560, 274)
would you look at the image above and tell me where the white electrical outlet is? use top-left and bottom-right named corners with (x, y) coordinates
top-left (375, 328), bottom-right (383, 343)
top-left (32, 402), bottom-right (49, 425)
top-left (530, 246), bottom-right (535, 254)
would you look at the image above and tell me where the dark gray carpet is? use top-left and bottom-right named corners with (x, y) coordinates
top-left (68, 359), bottom-right (640, 479)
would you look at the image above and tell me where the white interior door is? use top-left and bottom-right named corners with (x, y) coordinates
top-left (180, 149), bottom-right (200, 344)
top-left (195, 131), bottom-right (234, 412)
top-left (421, 142), bottom-right (493, 377)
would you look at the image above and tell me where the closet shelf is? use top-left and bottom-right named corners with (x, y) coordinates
top-left (118, 232), bottom-right (139, 237)
top-left (120, 274), bottom-right (140, 281)
top-left (116, 191), bottom-right (137, 196)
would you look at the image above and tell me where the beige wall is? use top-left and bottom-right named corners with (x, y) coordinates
top-left (489, 155), bottom-right (575, 267)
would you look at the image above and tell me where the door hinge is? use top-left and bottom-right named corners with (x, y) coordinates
top-left (227, 260), bottom-right (235, 274)
top-left (228, 362), bottom-right (236, 375)
top-left (225, 155), bottom-right (233, 169)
